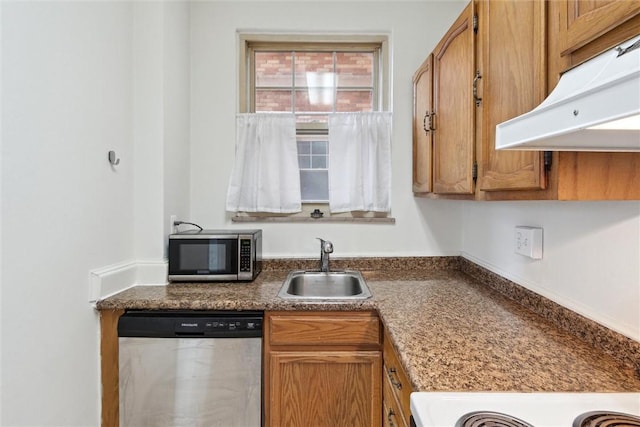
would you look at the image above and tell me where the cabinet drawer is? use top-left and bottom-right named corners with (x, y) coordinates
top-left (383, 330), bottom-right (412, 420)
top-left (268, 312), bottom-right (380, 346)
top-left (383, 367), bottom-right (409, 427)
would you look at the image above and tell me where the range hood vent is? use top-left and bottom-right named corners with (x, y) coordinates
top-left (496, 34), bottom-right (640, 152)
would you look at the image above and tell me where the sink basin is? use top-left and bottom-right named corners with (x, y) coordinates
top-left (278, 270), bottom-right (372, 300)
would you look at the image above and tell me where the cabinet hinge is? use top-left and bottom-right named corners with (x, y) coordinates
top-left (544, 151), bottom-right (552, 172)
top-left (472, 161), bottom-right (478, 181)
top-left (473, 14), bottom-right (478, 33)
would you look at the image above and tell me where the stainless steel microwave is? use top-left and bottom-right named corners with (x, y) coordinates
top-left (168, 229), bottom-right (262, 282)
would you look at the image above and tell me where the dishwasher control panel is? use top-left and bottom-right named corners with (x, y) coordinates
top-left (118, 310), bottom-right (263, 338)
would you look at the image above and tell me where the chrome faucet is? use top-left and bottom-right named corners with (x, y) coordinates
top-left (317, 238), bottom-right (334, 272)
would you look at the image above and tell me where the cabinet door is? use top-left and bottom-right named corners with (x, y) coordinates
top-left (559, 0), bottom-right (640, 56)
top-left (477, 0), bottom-right (547, 192)
top-left (432, 2), bottom-right (475, 195)
top-left (269, 351), bottom-right (382, 427)
top-left (412, 55), bottom-right (433, 194)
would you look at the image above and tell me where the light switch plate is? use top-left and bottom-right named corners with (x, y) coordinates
top-left (515, 226), bottom-right (543, 259)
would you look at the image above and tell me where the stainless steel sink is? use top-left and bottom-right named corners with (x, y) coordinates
top-left (277, 270), bottom-right (372, 300)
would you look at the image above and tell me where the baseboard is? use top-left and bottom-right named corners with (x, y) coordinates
top-left (89, 259), bottom-right (167, 303)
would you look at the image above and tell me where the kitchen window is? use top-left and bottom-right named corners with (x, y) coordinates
top-left (233, 34), bottom-right (392, 221)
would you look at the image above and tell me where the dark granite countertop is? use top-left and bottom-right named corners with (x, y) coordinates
top-left (97, 258), bottom-right (640, 393)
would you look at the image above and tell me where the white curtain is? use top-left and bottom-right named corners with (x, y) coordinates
top-left (328, 112), bottom-right (392, 213)
top-left (226, 113), bottom-right (301, 213)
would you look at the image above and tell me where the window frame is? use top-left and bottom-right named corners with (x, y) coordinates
top-left (236, 34), bottom-right (391, 218)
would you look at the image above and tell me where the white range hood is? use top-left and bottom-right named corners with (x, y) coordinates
top-left (496, 34), bottom-right (640, 152)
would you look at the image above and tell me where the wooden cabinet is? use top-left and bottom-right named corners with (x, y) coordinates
top-left (264, 311), bottom-right (382, 427)
top-left (100, 309), bottom-right (124, 427)
top-left (500, 0), bottom-right (640, 201)
top-left (413, 0), bottom-right (544, 199)
top-left (432, 2), bottom-right (476, 195)
top-left (476, 0), bottom-right (547, 193)
top-left (540, 0), bottom-right (640, 201)
top-left (413, 0), bottom-right (640, 201)
top-left (557, 0), bottom-right (640, 67)
top-left (412, 55), bottom-right (433, 194)
top-left (382, 328), bottom-right (412, 427)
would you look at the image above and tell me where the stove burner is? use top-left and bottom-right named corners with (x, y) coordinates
top-left (573, 411), bottom-right (640, 427)
top-left (455, 411), bottom-right (534, 427)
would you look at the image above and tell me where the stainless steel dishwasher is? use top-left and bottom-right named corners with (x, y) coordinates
top-left (118, 310), bottom-right (263, 427)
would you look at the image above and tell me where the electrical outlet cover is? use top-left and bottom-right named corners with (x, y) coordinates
top-left (515, 226), bottom-right (543, 259)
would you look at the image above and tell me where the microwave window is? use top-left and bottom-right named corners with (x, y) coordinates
top-left (179, 245), bottom-right (210, 271)
top-left (178, 240), bottom-right (236, 273)
top-left (208, 244), bottom-right (227, 270)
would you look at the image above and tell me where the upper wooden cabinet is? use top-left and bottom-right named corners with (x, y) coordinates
top-left (536, 0), bottom-right (640, 201)
top-left (413, 0), bottom-right (546, 198)
top-left (432, 2), bottom-right (476, 195)
top-left (476, 0), bottom-right (547, 193)
top-left (412, 55), bottom-right (433, 194)
top-left (413, 0), bottom-right (640, 201)
top-left (558, 0), bottom-right (640, 65)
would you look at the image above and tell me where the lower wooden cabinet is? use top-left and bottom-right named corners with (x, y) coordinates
top-left (269, 351), bottom-right (381, 426)
top-left (382, 328), bottom-right (412, 427)
top-left (100, 309), bottom-right (124, 427)
top-left (264, 311), bottom-right (382, 427)
top-left (383, 369), bottom-right (407, 427)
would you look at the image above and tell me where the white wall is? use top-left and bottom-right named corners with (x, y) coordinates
top-left (1, 2), bottom-right (135, 425)
top-left (1, 1), bottom-right (190, 425)
top-left (133, 1), bottom-right (191, 261)
top-left (133, 2), bottom-right (165, 261)
top-left (462, 201), bottom-right (640, 341)
top-left (163, 2), bottom-right (191, 247)
top-left (189, 1), bottom-right (467, 258)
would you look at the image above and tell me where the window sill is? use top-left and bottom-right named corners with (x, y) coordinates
top-left (231, 215), bottom-right (395, 224)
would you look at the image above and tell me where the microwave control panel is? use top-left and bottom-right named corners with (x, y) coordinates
top-left (239, 239), bottom-right (252, 272)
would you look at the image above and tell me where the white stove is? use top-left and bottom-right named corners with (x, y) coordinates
top-left (410, 392), bottom-right (640, 427)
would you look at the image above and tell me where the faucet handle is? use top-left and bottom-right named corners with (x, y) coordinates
top-left (317, 237), bottom-right (333, 253)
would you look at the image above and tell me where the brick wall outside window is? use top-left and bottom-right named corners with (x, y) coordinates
top-left (254, 51), bottom-right (374, 116)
